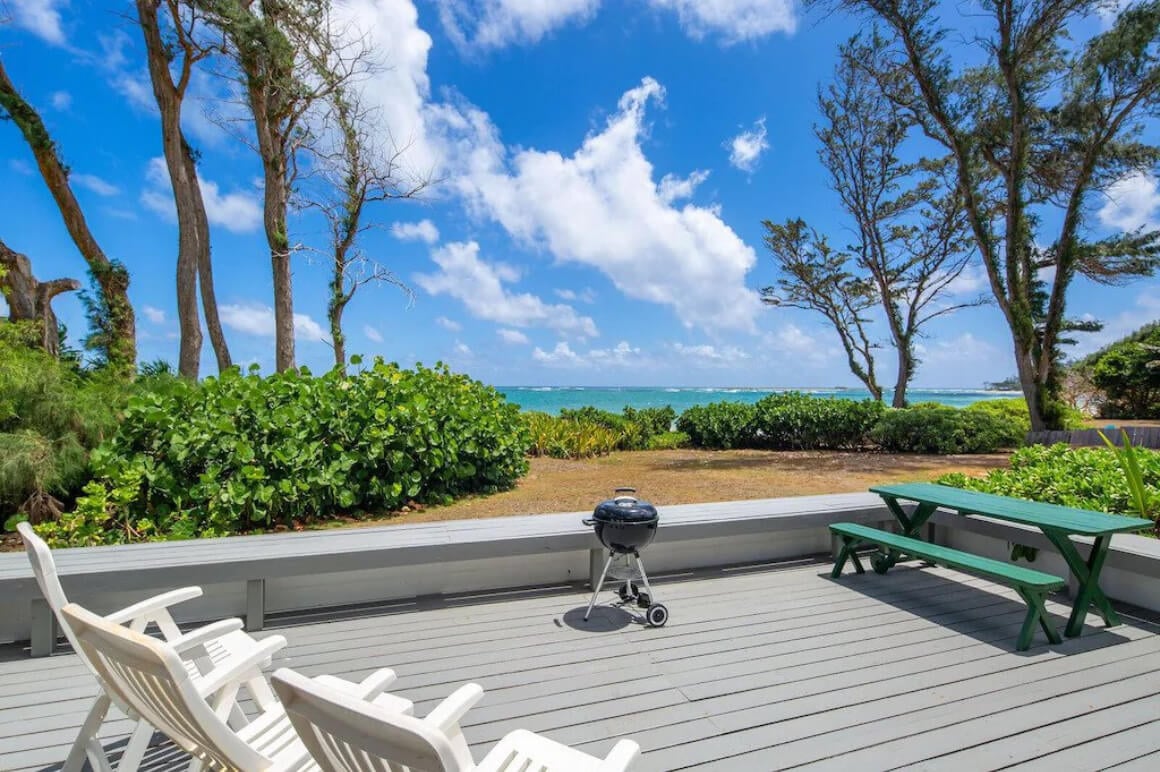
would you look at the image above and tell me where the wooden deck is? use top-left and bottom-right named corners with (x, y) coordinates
top-left (2, 558), bottom-right (1159, 771)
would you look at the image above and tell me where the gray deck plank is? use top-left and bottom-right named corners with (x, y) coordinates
top-left (1007, 720), bottom-right (1160, 772)
top-left (2, 558), bottom-right (1157, 772)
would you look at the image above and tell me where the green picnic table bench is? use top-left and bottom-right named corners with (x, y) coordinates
top-left (835, 483), bottom-right (1153, 647)
top-left (830, 522), bottom-right (1065, 650)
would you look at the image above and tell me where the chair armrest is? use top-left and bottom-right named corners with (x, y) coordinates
top-left (424, 683), bottom-right (485, 733)
top-left (104, 587), bottom-right (204, 625)
top-left (194, 635), bottom-right (287, 698)
top-left (355, 668), bottom-right (398, 700)
top-left (597, 740), bottom-right (641, 771)
top-left (169, 618), bottom-right (245, 654)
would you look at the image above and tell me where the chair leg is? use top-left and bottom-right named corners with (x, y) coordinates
top-left (117, 720), bottom-right (154, 772)
top-left (1016, 588), bottom-right (1061, 651)
top-left (64, 693), bottom-right (112, 772)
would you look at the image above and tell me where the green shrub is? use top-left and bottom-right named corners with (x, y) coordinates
top-left (647, 431), bottom-right (691, 450)
top-left (965, 397), bottom-right (1085, 435)
top-left (870, 406), bottom-right (1020, 454)
top-left (623, 406), bottom-right (677, 437)
top-left (937, 443), bottom-right (1160, 528)
top-left (36, 360), bottom-right (530, 546)
top-left (1076, 322), bottom-right (1160, 419)
top-left (524, 412), bottom-right (620, 458)
top-left (557, 405), bottom-right (676, 450)
top-left (0, 325), bottom-right (134, 525)
top-left (752, 392), bottom-right (883, 450)
top-left (677, 402), bottom-right (757, 449)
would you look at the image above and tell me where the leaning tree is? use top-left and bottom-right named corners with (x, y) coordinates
top-left (814, 0), bottom-right (1160, 429)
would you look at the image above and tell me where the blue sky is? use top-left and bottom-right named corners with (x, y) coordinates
top-left (2, 0), bottom-right (1158, 388)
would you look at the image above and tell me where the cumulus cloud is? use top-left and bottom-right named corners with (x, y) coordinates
top-left (915, 332), bottom-right (998, 365)
top-left (391, 219), bottom-right (441, 243)
top-left (8, 0), bottom-right (68, 45)
top-left (141, 158), bottom-right (262, 234)
top-left (436, 316), bottom-right (462, 332)
top-left (220, 303), bottom-right (329, 342)
top-left (1070, 285), bottom-right (1160, 358)
top-left (555, 287), bottom-right (596, 303)
top-left (436, 0), bottom-right (599, 51)
top-left (142, 305), bottom-right (166, 324)
top-left (72, 174), bottom-right (120, 197)
top-left (532, 341), bottom-right (585, 366)
top-left (646, 1), bottom-right (797, 44)
top-left (498, 328), bottom-right (530, 344)
top-left (416, 241), bottom-right (599, 337)
top-left (50, 91), bottom-right (72, 110)
top-left (364, 325), bottom-right (384, 343)
top-left (449, 78), bottom-right (761, 332)
top-left (454, 340), bottom-right (473, 355)
top-left (668, 341), bottom-right (751, 366)
top-left (658, 169), bottom-right (710, 204)
top-left (1098, 173), bottom-right (1160, 232)
top-left (727, 117), bottom-right (769, 173)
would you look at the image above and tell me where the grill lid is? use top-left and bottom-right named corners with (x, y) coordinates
top-left (593, 494), bottom-right (658, 523)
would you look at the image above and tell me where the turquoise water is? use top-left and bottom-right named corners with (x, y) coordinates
top-left (498, 387), bottom-right (1022, 415)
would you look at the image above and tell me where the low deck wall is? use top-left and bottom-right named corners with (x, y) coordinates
top-left (3, 492), bottom-right (1158, 649)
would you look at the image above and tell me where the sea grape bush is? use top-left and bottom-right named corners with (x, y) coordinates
top-left (37, 360), bottom-right (530, 546)
top-left (677, 402), bottom-right (758, 449)
top-left (752, 392), bottom-right (884, 450)
top-left (938, 444), bottom-right (1160, 528)
top-left (870, 406), bottom-right (1019, 454)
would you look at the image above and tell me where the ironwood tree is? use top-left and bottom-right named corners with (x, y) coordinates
top-left (302, 81), bottom-right (427, 374)
top-left (813, 0), bottom-right (1160, 429)
top-left (136, 0), bottom-right (233, 378)
top-left (196, 0), bottom-right (367, 372)
top-left (0, 57), bottom-right (137, 375)
top-left (0, 238), bottom-right (81, 357)
top-left (763, 41), bottom-right (982, 406)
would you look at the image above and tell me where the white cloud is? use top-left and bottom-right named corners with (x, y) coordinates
top-left (436, 316), bottom-right (462, 332)
top-left (363, 325), bottom-right (384, 343)
top-left (141, 157), bottom-right (262, 234)
top-left (498, 328), bottom-right (530, 344)
top-left (1070, 285), bottom-right (1160, 358)
top-left (646, 1), bottom-right (797, 44)
top-left (450, 78), bottom-right (761, 333)
top-left (50, 91), bottom-right (71, 110)
top-left (658, 169), bottom-right (710, 204)
top-left (454, 340), bottom-right (473, 355)
top-left (9, 159), bottom-right (34, 176)
top-left (220, 302), bottom-right (330, 342)
top-left (727, 117), bottom-right (769, 173)
top-left (668, 341), bottom-right (751, 366)
top-left (8, 0), bottom-right (68, 45)
top-left (916, 332), bottom-right (998, 365)
top-left (391, 219), bottom-right (441, 243)
top-left (1098, 1), bottom-right (1135, 27)
top-left (142, 305), bottom-right (166, 324)
top-left (1098, 172), bottom-right (1160, 232)
top-left (416, 241), bottom-right (599, 337)
top-left (532, 341), bottom-right (585, 366)
top-left (554, 287), bottom-right (596, 303)
top-left (72, 174), bottom-right (120, 197)
top-left (437, 0), bottom-right (599, 50)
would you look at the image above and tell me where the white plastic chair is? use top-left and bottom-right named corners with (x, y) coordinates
top-left (61, 602), bottom-right (415, 772)
top-left (18, 522), bottom-right (285, 771)
top-left (271, 667), bottom-right (642, 771)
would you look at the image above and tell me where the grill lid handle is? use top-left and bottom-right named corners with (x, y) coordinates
top-left (614, 487), bottom-right (636, 494)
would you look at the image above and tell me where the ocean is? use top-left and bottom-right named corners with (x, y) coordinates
top-left (497, 387), bottom-right (1022, 415)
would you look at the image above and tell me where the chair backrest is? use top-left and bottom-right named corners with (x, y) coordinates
top-left (61, 602), bottom-right (271, 772)
top-left (17, 522), bottom-right (87, 660)
top-left (272, 668), bottom-right (465, 772)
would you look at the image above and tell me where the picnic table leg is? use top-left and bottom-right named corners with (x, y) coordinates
top-left (878, 499), bottom-right (937, 569)
top-left (1042, 530), bottom-right (1119, 637)
top-left (1015, 588), bottom-right (1062, 651)
top-left (831, 535), bottom-right (865, 578)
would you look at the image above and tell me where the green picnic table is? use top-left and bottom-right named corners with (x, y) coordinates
top-left (869, 483), bottom-right (1154, 638)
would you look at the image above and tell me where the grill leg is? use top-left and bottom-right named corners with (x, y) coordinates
top-left (584, 552), bottom-right (615, 621)
top-left (634, 554), bottom-right (656, 601)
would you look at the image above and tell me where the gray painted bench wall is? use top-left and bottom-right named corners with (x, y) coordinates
top-left (0, 492), bottom-right (892, 654)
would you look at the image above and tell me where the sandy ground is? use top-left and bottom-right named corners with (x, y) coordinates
top-left (335, 449), bottom-right (1011, 527)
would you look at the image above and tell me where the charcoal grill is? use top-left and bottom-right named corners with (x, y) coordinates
top-left (583, 488), bottom-right (668, 627)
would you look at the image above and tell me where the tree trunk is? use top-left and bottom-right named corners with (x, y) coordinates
top-left (892, 344), bottom-right (911, 408)
top-left (0, 238), bottom-right (81, 356)
top-left (0, 57), bottom-right (136, 374)
top-left (266, 177), bottom-right (295, 372)
top-left (329, 295), bottom-right (346, 376)
top-left (193, 151), bottom-right (234, 374)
